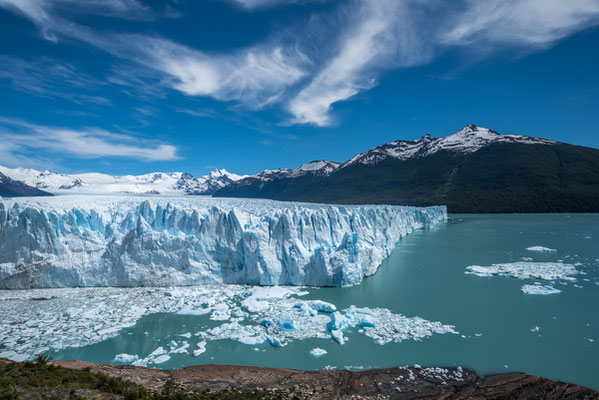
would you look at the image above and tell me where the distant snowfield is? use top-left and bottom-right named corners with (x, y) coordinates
top-left (0, 195), bottom-right (447, 288)
top-left (0, 165), bottom-right (246, 196)
top-left (0, 285), bottom-right (457, 363)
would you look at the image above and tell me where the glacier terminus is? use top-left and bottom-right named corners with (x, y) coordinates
top-left (0, 196), bottom-right (446, 288)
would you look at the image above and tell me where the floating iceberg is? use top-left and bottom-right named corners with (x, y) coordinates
top-left (114, 353), bottom-right (138, 364)
top-left (465, 262), bottom-right (580, 281)
top-left (521, 284), bottom-right (561, 295)
top-left (526, 246), bottom-right (557, 252)
top-left (310, 348), bottom-right (327, 357)
top-left (0, 195), bottom-right (446, 288)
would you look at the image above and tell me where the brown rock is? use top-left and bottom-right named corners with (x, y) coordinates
top-left (53, 360), bottom-right (599, 400)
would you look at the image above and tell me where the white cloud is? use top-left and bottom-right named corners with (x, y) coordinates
top-left (124, 36), bottom-right (308, 106)
top-left (226, 0), bottom-right (312, 10)
top-left (288, 0), bottom-right (432, 126)
top-left (288, 0), bottom-right (599, 125)
top-left (0, 0), bottom-right (309, 109)
top-left (2, 0), bottom-right (599, 126)
top-left (0, 118), bottom-right (178, 162)
top-left (444, 0), bottom-right (599, 47)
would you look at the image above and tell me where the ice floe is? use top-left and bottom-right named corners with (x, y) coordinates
top-left (0, 285), bottom-right (457, 362)
top-left (521, 284), bottom-right (561, 295)
top-left (193, 341), bottom-right (207, 357)
top-left (310, 348), bottom-right (327, 357)
top-left (465, 262), bottom-right (580, 281)
top-left (114, 353), bottom-right (139, 363)
top-left (526, 246), bottom-right (557, 252)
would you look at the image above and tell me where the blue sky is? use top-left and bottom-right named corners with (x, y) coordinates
top-left (0, 0), bottom-right (598, 177)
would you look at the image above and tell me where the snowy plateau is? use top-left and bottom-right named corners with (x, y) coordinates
top-left (0, 195), bottom-right (446, 288)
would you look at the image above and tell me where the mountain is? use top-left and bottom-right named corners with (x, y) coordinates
top-left (0, 166), bottom-right (246, 196)
top-left (215, 125), bottom-right (599, 213)
top-left (0, 172), bottom-right (52, 197)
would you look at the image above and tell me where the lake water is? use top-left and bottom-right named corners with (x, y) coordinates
top-left (5, 214), bottom-right (599, 389)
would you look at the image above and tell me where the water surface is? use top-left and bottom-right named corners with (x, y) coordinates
top-left (51, 214), bottom-right (599, 389)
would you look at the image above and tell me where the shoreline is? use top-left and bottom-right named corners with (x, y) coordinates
top-left (49, 360), bottom-right (599, 399)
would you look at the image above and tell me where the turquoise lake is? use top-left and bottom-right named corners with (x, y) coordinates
top-left (51, 214), bottom-right (599, 390)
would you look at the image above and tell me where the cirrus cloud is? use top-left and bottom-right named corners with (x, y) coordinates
top-left (0, 117), bottom-right (179, 163)
top-left (1, 0), bottom-right (599, 126)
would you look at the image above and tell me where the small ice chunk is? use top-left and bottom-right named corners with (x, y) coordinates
top-left (114, 353), bottom-right (138, 364)
top-left (148, 346), bottom-right (167, 357)
top-left (328, 312), bottom-right (350, 331)
top-left (210, 304), bottom-right (231, 321)
top-left (526, 246), bottom-right (557, 252)
top-left (170, 341), bottom-right (190, 354)
top-left (277, 315), bottom-right (296, 331)
top-left (310, 348), bottom-right (327, 357)
top-left (237, 334), bottom-right (267, 345)
top-left (193, 341), bottom-right (207, 356)
top-left (521, 285), bottom-right (561, 295)
top-left (304, 300), bottom-right (337, 313)
top-left (331, 329), bottom-right (346, 344)
top-left (266, 335), bottom-right (283, 347)
top-left (63, 308), bottom-right (83, 318)
top-left (152, 354), bottom-right (171, 364)
top-left (465, 262), bottom-right (579, 281)
top-left (177, 306), bottom-right (211, 316)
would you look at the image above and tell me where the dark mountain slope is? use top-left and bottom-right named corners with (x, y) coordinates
top-left (215, 142), bottom-right (599, 213)
top-left (0, 172), bottom-right (53, 197)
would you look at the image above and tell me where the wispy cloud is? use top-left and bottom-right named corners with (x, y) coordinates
top-left (1, 0), bottom-right (599, 126)
top-left (226, 0), bottom-right (315, 10)
top-left (0, 118), bottom-right (179, 162)
top-left (0, 56), bottom-right (112, 105)
top-left (112, 35), bottom-right (309, 107)
top-left (443, 0), bottom-right (599, 48)
top-left (288, 0), bottom-right (599, 126)
top-left (288, 0), bottom-right (434, 126)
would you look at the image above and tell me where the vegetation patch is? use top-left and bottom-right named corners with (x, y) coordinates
top-left (0, 356), bottom-right (301, 400)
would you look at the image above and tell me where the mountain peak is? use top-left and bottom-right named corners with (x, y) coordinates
top-left (340, 125), bottom-right (555, 169)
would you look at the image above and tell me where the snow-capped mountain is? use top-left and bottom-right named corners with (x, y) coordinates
top-left (0, 172), bottom-right (52, 197)
top-left (0, 166), bottom-right (246, 196)
top-left (240, 160), bottom-right (341, 184)
top-left (214, 125), bottom-right (599, 213)
top-left (287, 160), bottom-right (341, 178)
top-left (340, 125), bottom-right (555, 168)
top-left (222, 125), bottom-right (557, 188)
top-left (181, 169), bottom-right (247, 194)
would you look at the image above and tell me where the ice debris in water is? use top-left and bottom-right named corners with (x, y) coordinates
top-left (114, 353), bottom-right (138, 364)
top-left (0, 285), bottom-right (457, 362)
top-left (521, 284), bottom-right (561, 295)
top-left (310, 348), bottom-right (327, 357)
top-left (465, 262), bottom-right (580, 281)
top-left (193, 341), bottom-right (207, 357)
top-left (526, 246), bottom-right (557, 252)
top-left (0, 195), bottom-right (446, 288)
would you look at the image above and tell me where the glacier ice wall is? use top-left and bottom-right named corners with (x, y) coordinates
top-left (0, 196), bottom-right (446, 288)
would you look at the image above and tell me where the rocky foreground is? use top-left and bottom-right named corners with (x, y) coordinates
top-left (52, 360), bottom-right (598, 399)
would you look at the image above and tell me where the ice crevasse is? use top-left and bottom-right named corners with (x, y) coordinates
top-left (0, 196), bottom-right (446, 288)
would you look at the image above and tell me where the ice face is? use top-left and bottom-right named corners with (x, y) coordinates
top-left (0, 285), bottom-right (458, 362)
top-left (0, 195), bottom-right (446, 288)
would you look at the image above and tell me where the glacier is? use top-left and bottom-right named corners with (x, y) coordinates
top-left (0, 195), bottom-right (446, 288)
